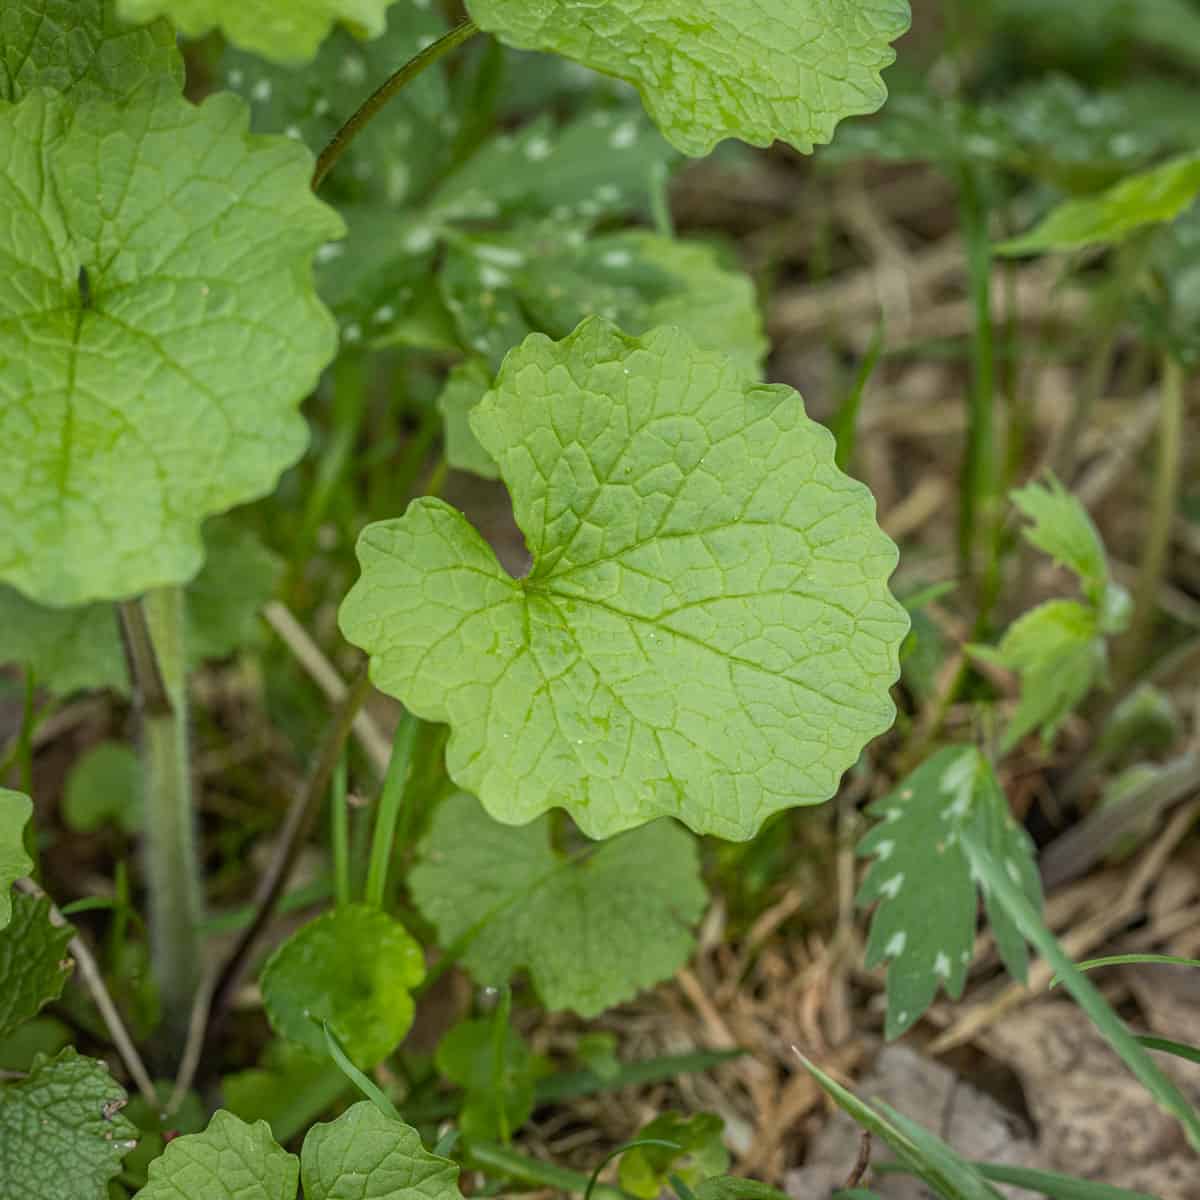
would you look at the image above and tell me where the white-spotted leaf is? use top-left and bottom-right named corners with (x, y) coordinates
top-left (117, 0), bottom-right (397, 64)
top-left (0, 84), bottom-right (342, 606)
top-left (858, 748), bottom-right (1040, 1039)
top-left (463, 0), bottom-right (911, 156)
top-left (409, 792), bottom-right (706, 1015)
top-left (1, 0), bottom-right (183, 106)
top-left (341, 319), bottom-right (907, 840)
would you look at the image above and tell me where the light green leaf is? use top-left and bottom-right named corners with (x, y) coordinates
top-left (693, 1182), bottom-right (791, 1200)
top-left (437, 361), bottom-right (500, 480)
top-left (619, 1112), bottom-right (728, 1199)
top-left (63, 742), bottom-right (143, 835)
top-left (0, 0), bottom-right (182, 107)
top-left (434, 1018), bottom-right (538, 1141)
top-left (116, 0), bottom-right (397, 64)
top-left (0, 84), bottom-right (344, 606)
top-left (998, 151), bottom-right (1200, 255)
top-left (1010, 476), bottom-right (1109, 604)
top-left (409, 792), bottom-right (706, 1016)
top-left (0, 1048), bottom-right (138, 1200)
top-left (261, 904), bottom-right (425, 1069)
top-left (857, 747), bottom-right (1040, 1038)
top-left (0, 791), bottom-right (34, 928)
top-left (0, 893), bottom-right (74, 1037)
top-left (971, 600), bottom-right (1104, 752)
top-left (135, 1109), bottom-right (297, 1200)
top-left (341, 319), bottom-right (907, 841)
top-left (300, 1102), bottom-right (462, 1200)
top-left (463, 0), bottom-right (910, 156)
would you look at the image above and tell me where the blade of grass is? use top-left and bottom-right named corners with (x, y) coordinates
top-left (974, 1162), bottom-right (1158, 1199)
top-left (464, 1140), bottom-right (631, 1200)
top-left (1134, 1035), bottom-right (1200, 1066)
top-left (331, 756), bottom-right (350, 908)
top-left (831, 321), bottom-right (885, 473)
top-left (365, 713), bottom-right (419, 909)
top-left (321, 1019), bottom-right (402, 1122)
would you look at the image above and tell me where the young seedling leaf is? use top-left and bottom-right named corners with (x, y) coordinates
top-left (619, 1112), bottom-right (729, 1199)
top-left (341, 319), bottom-right (908, 840)
top-left (857, 747), bottom-right (1040, 1038)
top-left (1009, 477), bottom-right (1110, 606)
top-left (409, 792), bottom-right (707, 1016)
top-left (462, 0), bottom-right (911, 156)
top-left (261, 904), bottom-right (425, 1069)
top-left (116, 0), bottom-right (397, 64)
top-left (970, 601), bottom-right (1105, 753)
top-left (0, 791), bottom-right (34, 929)
top-left (63, 742), bottom-right (143, 835)
top-left (0, 1048), bottom-right (138, 1200)
top-left (0, 0), bottom-right (182, 107)
top-left (136, 1109), bottom-right (297, 1200)
top-left (997, 151), bottom-right (1200, 255)
top-left (0, 894), bottom-right (74, 1037)
top-left (434, 1017), bottom-right (539, 1141)
top-left (0, 520), bottom-right (281, 695)
top-left (300, 1101), bottom-right (462, 1200)
top-left (0, 83), bottom-right (343, 606)
top-left (442, 226), bottom-right (766, 379)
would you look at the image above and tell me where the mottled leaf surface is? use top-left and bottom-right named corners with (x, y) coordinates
top-left (342, 319), bottom-right (907, 840)
top-left (1, 790), bottom-right (34, 931)
top-left (117, 0), bottom-right (397, 63)
top-left (261, 904), bottom-right (424, 1068)
top-left (135, 1109), bottom-right (297, 1200)
top-left (858, 748), bottom-right (1040, 1038)
top-left (0, 893), bottom-right (73, 1037)
top-left (464, 0), bottom-right (910, 155)
top-left (0, 0), bottom-right (182, 106)
top-left (0, 84), bottom-right (343, 605)
top-left (0, 1048), bottom-right (137, 1200)
top-left (409, 793), bottom-right (706, 1015)
top-left (301, 1102), bottom-right (461, 1200)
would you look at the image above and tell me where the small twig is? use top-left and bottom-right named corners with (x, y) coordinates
top-left (168, 967), bottom-right (215, 1116)
top-left (209, 665), bottom-right (374, 1024)
top-left (842, 1131), bottom-right (872, 1190)
top-left (14, 878), bottom-right (158, 1109)
top-left (116, 600), bottom-right (172, 717)
top-left (262, 601), bottom-right (390, 773)
top-left (312, 19), bottom-right (479, 191)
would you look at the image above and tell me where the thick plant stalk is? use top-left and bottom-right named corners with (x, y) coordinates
top-left (135, 587), bottom-right (204, 1052)
top-left (1120, 354), bottom-right (1185, 681)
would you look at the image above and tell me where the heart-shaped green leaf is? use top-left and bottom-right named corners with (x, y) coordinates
top-left (0, 83), bottom-right (342, 606)
top-left (463, 0), bottom-right (910, 156)
top-left (341, 319), bottom-right (907, 840)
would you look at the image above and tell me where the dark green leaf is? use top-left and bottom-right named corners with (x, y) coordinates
top-left (0, 893), bottom-right (73, 1038)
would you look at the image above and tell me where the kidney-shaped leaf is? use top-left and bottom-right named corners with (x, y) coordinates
top-left (341, 319), bottom-right (907, 840)
top-left (300, 1102), bottom-right (461, 1200)
top-left (409, 792), bottom-right (706, 1015)
top-left (261, 904), bottom-right (425, 1069)
top-left (463, 0), bottom-right (910, 156)
top-left (0, 84), bottom-right (343, 606)
top-left (1, 0), bottom-right (182, 106)
top-left (117, 0), bottom-right (397, 64)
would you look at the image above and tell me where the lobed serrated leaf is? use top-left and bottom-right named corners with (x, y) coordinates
top-left (0, 83), bottom-right (343, 606)
top-left (857, 748), bottom-right (1039, 1038)
top-left (1010, 477), bottom-right (1109, 604)
top-left (341, 319), bottom-right (908, 840)
top-left (0, 893), bottom-right (74, 1037)
top-left (619, 1111), bottom-right (728, 1198)
top-left (998, 151), bottom-right (1200, 255)
top-left (260, 904), bottom-right (425, 1069)
top-left (0, 1047), bottom-right (138, 1200)
top-left (300, 1102), bottom-right (462, 1200)
top-left (409, 792), bottom-right (707, 1016)
top-left (116, 0), bottom-right (397, 64)
top-left (463, 0), bottom-right (910, 156)
top-left (0, 0), bottom-right (182, 107)
top-left (1, 791), bottom-right (34, 928)
top-left (135, 1109), bottom-right (297, 1200)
